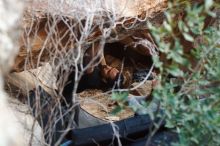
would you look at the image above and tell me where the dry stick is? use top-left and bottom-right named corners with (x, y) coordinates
top-left (54, 16), bottom-right (113, 146)
top-left (179, 38), bottom-right (220, 96)
top-left (145, 113), bottom-right (166, 146)
top-left (110, 121), bottom-right (122, 146)
top-left (61, 6), bottom-right (131, 145)
top-left (19, 1), bottom-right (168, 144)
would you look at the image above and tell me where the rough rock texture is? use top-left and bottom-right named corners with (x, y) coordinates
top-left (13, 0), bottom-right (167, 72)
top-left (25, 0), bottom-right (167, 18)
top-left (0, 0), bottom-right (44, 145)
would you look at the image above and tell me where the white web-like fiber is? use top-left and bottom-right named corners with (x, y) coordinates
top-left (4, 0), bottom-right (167, 145)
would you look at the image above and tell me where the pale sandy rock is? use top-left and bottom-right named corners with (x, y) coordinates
top-left (13, 0), bottom-right (167, 72)
top-left (1, 0), bottom-right (44, 145)
top-left (26, 0), bottom-right (167, 18)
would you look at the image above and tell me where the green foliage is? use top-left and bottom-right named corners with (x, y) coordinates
top-left (111, 91), bottom-right (129, 102)
top-left (111, 1), bottom-right (220, 145)
top-left (149, 0), bottom-right (220, 146)
top-left (111, 91), bottom-right (129, 115)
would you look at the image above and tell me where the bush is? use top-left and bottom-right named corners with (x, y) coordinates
top-left (148, 0), bottom-right (220, 145)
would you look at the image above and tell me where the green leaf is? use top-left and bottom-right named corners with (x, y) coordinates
top-left (112, 91), bottom-right (128, 101)
top-left (205, 0), bottom-right (213, 11)
top-left (111, 106), bottom-right (123, 115)
top-left (167, 66), bottom-right (184, 77)
top-left (183, 33), bottom-right (194, 42)
top-left (166, 120), bottom-right (175, 128)
top-left (163, 21), bottom-right (172, 32)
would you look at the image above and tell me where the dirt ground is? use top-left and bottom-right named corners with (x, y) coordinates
top-left (79, 80), bottom-right (153, 121)
top-left (79, 89), bottom-right (135, 121)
